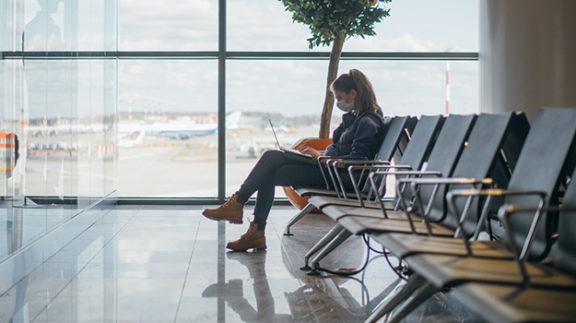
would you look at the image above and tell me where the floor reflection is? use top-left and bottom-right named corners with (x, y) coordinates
top-left (0, 199), bottom-right (80, 264)
top-left (203, 251), bottom-right (293, 322)
top-left (0, 205), bottom-right (484, 322)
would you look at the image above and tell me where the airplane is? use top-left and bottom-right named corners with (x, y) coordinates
top-left (118, 114), bottom-right (219, 141)
top-left (154, 116), bottom-right (218, 139)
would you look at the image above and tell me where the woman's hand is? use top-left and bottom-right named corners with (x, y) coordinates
top-left (299, 146), bottom-right (322, 158)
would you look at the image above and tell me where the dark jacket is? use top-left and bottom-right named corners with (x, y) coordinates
top-left (324, 111), bottom-right (386, 159)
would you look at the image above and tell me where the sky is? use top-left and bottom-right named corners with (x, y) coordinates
top-left (13, 0), bottom-right (479, 119)
top-left (116, 0), bottom-right (480, 117)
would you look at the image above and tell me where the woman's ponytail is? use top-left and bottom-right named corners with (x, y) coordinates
top-left (349, 69), bottom-right (381, 115)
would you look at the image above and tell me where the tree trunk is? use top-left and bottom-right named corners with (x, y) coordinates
top-left (319, 31), bottom-right (345, 138)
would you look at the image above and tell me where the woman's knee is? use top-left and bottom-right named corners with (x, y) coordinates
top-left (260, 149), bottom-right (285, 163)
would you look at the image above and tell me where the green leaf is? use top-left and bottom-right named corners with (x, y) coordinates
top-left (279, 0), bottom-right (392, 48)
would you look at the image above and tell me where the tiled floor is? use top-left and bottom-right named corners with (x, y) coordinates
top-left (0, 204), bottom-right (484, 322)
top-left (0, 201), bottom-right (80, 264)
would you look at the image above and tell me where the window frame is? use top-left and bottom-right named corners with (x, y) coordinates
top-left (1, 0), bottom-right (479, 204)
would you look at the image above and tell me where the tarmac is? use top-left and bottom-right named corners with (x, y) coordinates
top-left (19, 126), bottom-right (320, 198)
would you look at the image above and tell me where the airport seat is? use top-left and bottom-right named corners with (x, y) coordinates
top-left (309, 113), bottom-right (527, 275)
top-left (398, 178), bottom-right (576, 323)
top-left (452, 282), bottom-right (576, 322)
top-left (300, 114), bottom-right (481, 273)
top-left (451, 187), bottom-right (576, 322)
top-left (283, 115), bottom-right (417, 235)
top-left (364, 107), bottom-right (576, 323)
top-left (310, 114), bottom-right (445, 212)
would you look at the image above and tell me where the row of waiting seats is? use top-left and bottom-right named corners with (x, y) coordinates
top-left (285, 108), bottom-right (576, 322)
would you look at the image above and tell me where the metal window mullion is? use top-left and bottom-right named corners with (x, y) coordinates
top-left (2, 51), bottom-right (478, 61)
top-left (217, 0), bottom-right (226, 202)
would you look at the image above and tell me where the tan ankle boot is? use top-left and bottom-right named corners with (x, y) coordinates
top-left (202, 194), bottom-right (243, 224)
top-left (226, 222), bottom-right (266, 252)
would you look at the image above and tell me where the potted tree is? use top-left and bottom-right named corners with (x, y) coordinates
top-left (279, 0), bottom-right (391, 138)
top-left (279, 0), bottom-right (391, 209)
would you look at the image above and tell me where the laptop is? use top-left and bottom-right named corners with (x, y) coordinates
top-left (268, 119), bottom-right (316, 163)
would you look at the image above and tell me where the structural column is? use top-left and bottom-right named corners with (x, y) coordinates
top-left (480, 0), bottom-right (576, 120)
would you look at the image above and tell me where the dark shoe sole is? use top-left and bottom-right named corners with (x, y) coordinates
top-left (226, 246), bottom-right (267, 252)
top-left (202, 213), bottom-right (243, 224)
top-left (226, 244), bottom-right (267, 252)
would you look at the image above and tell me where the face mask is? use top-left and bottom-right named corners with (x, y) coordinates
top-left (336, 100), bottom-right (354, 113)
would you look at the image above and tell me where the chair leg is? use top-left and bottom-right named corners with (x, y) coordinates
top-left (301, 224), bottom-right (346, 271)
top-left (307, 228), bottom-right (353, 275)
top-left (387, 281), bottom-right (438, 323)
top-left (284, 202), bottom-right (316, 236)
top-left (364, 274), bottom-right (426, 323)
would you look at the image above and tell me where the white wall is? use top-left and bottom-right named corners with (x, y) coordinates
top-left (480, 0), bottom-right (576, 121)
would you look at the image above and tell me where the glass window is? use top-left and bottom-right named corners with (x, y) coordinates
top-left (1, 0), bottom-right (118, 264)
top-left (347, 0), bottom-right (479, 52)
top-left (6, 0), bottom-right (480, 200)
top-left (227, 0), bottom-right (313, 51)
top-left (24, 59), bottom-right (78, 198)
top-left (118, 0), bottom-right (218, 51)
top-left (0, 2), bottom-right (8, 51)
top-left (228, 0), bottom-right (478, 52)
top-left (75, 1), bottom-right (118, 51)
top-left (1, 0), bottom-right (481, 263)
top-left (226, 60), bottom-right (477, 119)
top-left (336, 60), bottom-right (479, 116)
top-left (22, 0), bottom-right (68, 51)
top-left (21, 0), bottom-right (115, 51)
top-left (117, 60), bottom-right (218, 197)
top-left (21, 59), bottom-right (116, 203)
top-left (225, 59), bottom-right (478, 196)
top-left (225, 60), bottom-right (327, 196)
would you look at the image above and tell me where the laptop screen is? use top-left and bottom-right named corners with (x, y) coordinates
top-left (268, 118), bottom-right (282, 149)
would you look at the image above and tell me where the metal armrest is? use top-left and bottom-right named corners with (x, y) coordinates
top-left (446, 188), bottom-right (548, 283)
top-left (496, 196), bottom-right (551, 285)
top-left (345, 163), bottom-right (401, 206)
top-left (325, 159), bottom-right (390, 202)
top-left (335, 159), bottom-right (388, 166)
top-left (314, 157), bottom-right (349, 197)
top-left (373, 170), bottom-right (443, 209)
top-left (348, 164), bottom-right (412, 172)
top-left (315, 156), bottom-right (337, 190)
top-left (398, 177), bottom-right (494, 186)
top-left (317, 156), bottom-right (376, 167)
top-left (390, 170), bottom-right (444, 180)
top-left (316, 156), bottom-right (389, 195)
top-left (394, 171), bottom-right (444, 215)
top-left (360, 165), bottom-right (423, 216)
top-left (447, 188), bottom-right (549, 199)
top-left (350, 164), bottom-right (416, 197)
top-left (411, 178), bottom-right (494, 236)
